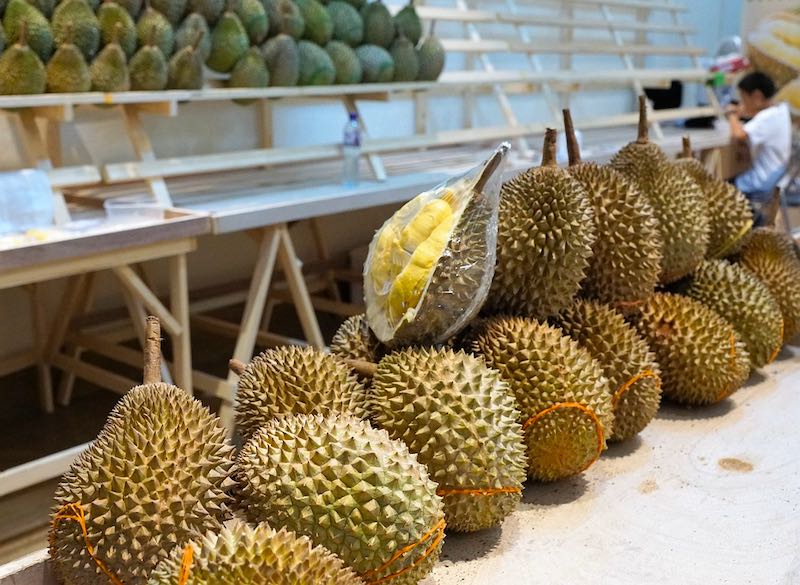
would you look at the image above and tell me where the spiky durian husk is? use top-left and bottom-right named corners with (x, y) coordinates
top-left (237, 413), bottom-right (444, 585)
top-left (330, 313), bottom-right (383, 364)
top-left (148, 519), bottom-right (362, 585)
top-left (631, 293), bottom-right (750, 405)
top-left (738, 229), bottom-right (800, 341)
top-left (371, 348), bottom-right (527, 532)
top-left (234, 346), bottom-right (369, 439)
top-left (684, 259), bottom-right (783, 369)
top-left (488, 166), bottom-right (596, 318)
top-left (50, 384), bottom-right (236, 585)
top-left (675, 157), bottom-right (752, 258)
top-left (610, 143), bottom-right (709, 283)
top-left (556, 300), bottom-right (662, 442)
top-left (569, 162), bottom-right (662, 311)
top-left (469, 317), bottom-right (613, 481)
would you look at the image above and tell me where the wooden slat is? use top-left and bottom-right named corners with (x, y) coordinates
top-left (46, 165), bottom-right (101, 188)
top-left (529, 0), bottom-right (686, 11)
top-left (0, 443), bottom-right (89, 498)
top-left (440, 39), bottom-right (704, 56)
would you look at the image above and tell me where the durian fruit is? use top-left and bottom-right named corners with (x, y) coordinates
top-left (371, 348), bottom-right (527, 532)
top-left (236, 0), bottom-right (268, 44)
top-left (393, 0), bottom-right (420, 45)
top-left (129, 30), bottom-right (168, 89)
top-left (326, 0), bottom-right (361, 46)
top-left (167, 27), bottom-right (204, 88)
top-left (390, 34), bottom-right (418, 81)
top-left (416, 21), bottom-right (444, 81)
top-left (360, 0), bottom-right (392, 47)
top-left (50, 317), bottom-right (236, 585)
top-left (175, 12), bottom-right (211, 62)
top-left (137, 3), bottom-right (175, 58)
top-left (265, 0), bottom-right (304, 39)
top-left (148, 519), bottom-right (363, 585)
top-left (28, 0), bottom-right (55, 18)
top-left (325, 39), bottom-right (361, 83)
top-left (117, 0), bottom-right (143, 18)
top-left (354, 42), bottom-right (392, 82)
top-left (330, 313), bottom-right (383, 365)
top-left (229, 46), bottom-right (269, 103)
top-left (555, 300), bottom-right (661, 442)
top-left (151, 0), bottom-right (186, 26)
top-left (90, 22), bottom-right (130, 91)
top-left (470, 316), bottom-right (613, 481)
top-left (97, 0), bottom-right (138, 58)
top-left (562, 109), bottom-right (661, 312)
top-left (747, 12), bottom-right (800, 87)
top-left (683, 259), bottom-right (783, 370)
top-left (0, 26), bottom-right (5, 52)
top-left (294, 0), bottom-right (332, 45)
top-left (46, 32), bottom-right (91, 92)
top-left (631, 293), bottom-right (750, 405)
top-left (0, 22), bottom-right (46, 94)
top-left (738, 227), bottom-right (800, 340)
top-left (187, 0), bottom-right (223, 23)
top-left (261, 32), bottom-right (299, 86)
top-left (363, 143), bottom-right (508, 346)
top-left (676, 136), bottom-right (752, 259)
top-left (489, 129), bottom-right (595, 319)
top-left (3, 0), bottom-right (53, 60)
top-left (237, 413), bottom-right (445, 585)
top-left (206, 1), bottom-right (248, 71)
top-left (610, 96), bottom-right (709, 283)
top-left (233, 345), bottom-right (368, 439)
top-left (52, 0), bottom-right (101, 60)
top-left (297, 38), bottom-right (334, 84)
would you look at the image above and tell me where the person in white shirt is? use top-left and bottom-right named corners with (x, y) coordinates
top-left (726, 72), bottom-right (792, 212)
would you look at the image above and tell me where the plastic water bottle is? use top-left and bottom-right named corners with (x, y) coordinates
top-left (342, 112), bottom-right (361, 187)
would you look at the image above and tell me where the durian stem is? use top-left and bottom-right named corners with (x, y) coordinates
top-left (540, 128), bottom-right (558, 167)
top-left (429, 20), bottom-right (437, 37)
top-left (18, 21), bottom-right (27, 47)
top-left (474, 142), bottom-right (509, 193)
top-left (680, 135), bottom-right (692, 159)
top-left (191, 29), bottom-right (204, 51)
top-left (143, 316), bottom-right (162, 385)
top-left (562, 109), bottom-right (581, 166)
top-left (344, 358), bottom-right (377, 378)
top-left (228, 358), bottom-right (246, 376)
top-left (637, 95), bottom-right (649, 144)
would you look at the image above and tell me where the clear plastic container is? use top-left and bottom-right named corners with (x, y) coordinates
top-left (342, 112), bottom-right (361, 187)
top-left (103, 197), bottom-right (164, 225)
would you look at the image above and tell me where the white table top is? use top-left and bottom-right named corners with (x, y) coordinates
top-left (428, 345), bottom-right (800, 585)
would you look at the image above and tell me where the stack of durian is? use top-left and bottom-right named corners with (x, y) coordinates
top-left (0, 0), bottom-right (443, 95)
top-left (48, 97), bottom-right (800, 584)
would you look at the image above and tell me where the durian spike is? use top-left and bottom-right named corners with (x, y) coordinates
top-left (637, 95), bottom-right (649, 144)
top-left (228, 358), bottom-right (246, 376)
top-left (343, 358), bottom-right (377, 378)
top-left (143, 316), bottom-right (162, 384)
top-left (474, 142), bottom-right (509, 193)
top-left (680, 135), bottom-right (692, 159)
top-left (562, 109), bottom-right (581, 166)
top-left (540, 128), bottom-right (558, 167)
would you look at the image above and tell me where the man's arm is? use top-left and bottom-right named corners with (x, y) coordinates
top-left (726, 108), bottom-right (748, 143)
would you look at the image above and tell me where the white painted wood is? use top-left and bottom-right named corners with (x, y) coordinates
top-left (0, 443), bottom-right (88, 498)
top-left (0, 550), bottom-right (54, 585)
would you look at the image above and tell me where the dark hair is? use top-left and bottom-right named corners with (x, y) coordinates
top-left (738, 71), bottom-right (777, 99)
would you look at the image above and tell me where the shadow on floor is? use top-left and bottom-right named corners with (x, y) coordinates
top-left (656, 397), bottom-right (736, 422)
top-left (441, 525), bottom-right (503, 563)
top-left (521, 474), bottom-right (589, 507)
top-left (603, 435), bottom-right (644, 459)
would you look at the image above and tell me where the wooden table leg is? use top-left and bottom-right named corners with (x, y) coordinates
top-left (57, 273), bottom-right (96, 405)
top-left (169, 254), bottom-right (192, 395)
top-left (27, 284), bottom-right (54, 413)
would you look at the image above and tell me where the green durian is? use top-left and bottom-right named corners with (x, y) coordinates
top-left (52, 0), bottom-right (101, 60)
top-left (90, 23), bottom-right (130, 91)
top-left (175, 12), bottom-right (210, 62)
top-left (116, 0), bottom-right (143, 18)
top-left (0, 23), bottom-right (46, 94)
top-left (236, 0), bottom-right (268, 43)
top-left (46, 34), bottom-right (91, 92)
top-left (129, 32), bottom-right (168, 89)
top-left (416, 22), bottom-right (444, 81)
top-left (393, 0), bottom-right (420, 44)
top-left (151, 0), bottom-right (187, 26)
top-left (187, 0), bottom-right (223, 23)
top-left (3, 0), bottom-right (53, 60)
top-left (325, 0), bottom-right (361, 46)
top-left (390, 34), bottom-right (418, 81)
top-left (206, 4), bottom-right (248, 72)
top-left (167, 26), bottom-right (203, 87)
top-left (136, 4), bottom-right (175, 57)
top-left (294, 0), bottom-right (332, 45)
top-left (261, 32), bottom-right (299, 85)
top-left (230, 46), bottom-right (269, 103)
top-left (360, 0), bottom-right (392, 47)
top-left (264, 0), bottom-right (303, 39)
top-left (297, 38), bottom-right (334, 84)
top-left (355, 42), bottom-right (393, 82)
top-left (97, 0), bottom-right (138, 58)
top-left (26, 0), bottom-right (54, 18)
top-left (325, 39), bottom-right (360, 83)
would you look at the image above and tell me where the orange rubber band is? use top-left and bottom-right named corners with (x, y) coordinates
top-left (521, 402), bottom-right (605, 473)
top-left (768, 318), bottom-right (785, 364)
top-left (615, 299), bottom-right (644, 311)
top-left (361, 519), bottom-right (446, 585)
top-left (177, 544), bottom-right (194, 585)
top-left (436, 486), bottom-right (521, 497)
top-left (612, 370), bottom-right (660, 409)
top-left (51, 504), bottom-right (123, 585)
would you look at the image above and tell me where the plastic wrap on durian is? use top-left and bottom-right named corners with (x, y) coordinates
top-left (748, 12), bottom-right (800, 87)
top-left (364, 142), bottom-right (510, 346)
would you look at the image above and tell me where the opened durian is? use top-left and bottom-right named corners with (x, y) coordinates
top-left (237, 413), bottom-right (445, 585)
top-left (738, 227), bottom-right (800, 341)
top-left (676, 136), bottom-right (752, 258)
top-left (50, 317), bottom-right (236, 585)
top-left (562, 110), bottom-right (661, 312)
top-left (232, 345), bottom-right (369, 440)
top-left (469, 317), bottom-right (613, 481)
top-left (488, 129), bottom-right (596, 318)
top-left (371, 347), bottom-right (527, 532)
top-left (556, 300), bottom-right (662, 442)
top-left (631, 293), bottom-right (750, 405)
top-left (330, 313), bottom-right (384, 365)
top-left (363, 142), bottom-right (509, 346)
top-left (148, 519), bottom-right (362, 585)
top-left (683, 259), bottom-right (783, 369)
top-left (610, 97), bottom-right (709, 283)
